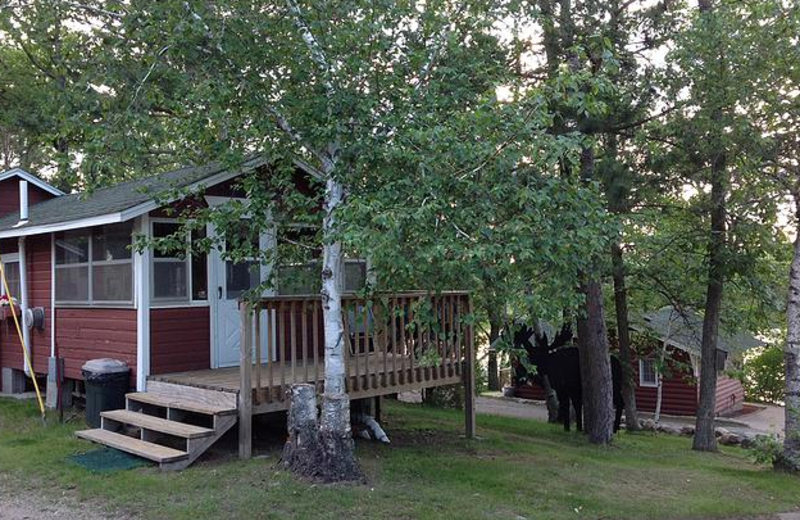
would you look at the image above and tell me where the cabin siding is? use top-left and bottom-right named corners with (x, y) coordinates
top-left (0, 234), bottom-right (52, 378)
top-left (0, 179), bottom-right (56, 218)
top-left (513, 348), bottom-right (700, 416)
top-left (56, 308), bottom-right (138, 383)
top-left (715, 375), bottom-right (745, 416)
top-left (150, 307), bottom-right (211, 374)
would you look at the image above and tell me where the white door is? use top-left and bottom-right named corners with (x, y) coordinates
top-left (210, 221), bottom-right (275, 368)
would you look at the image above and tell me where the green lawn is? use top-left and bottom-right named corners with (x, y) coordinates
top-left (0, 397), bottom-right (798, 520)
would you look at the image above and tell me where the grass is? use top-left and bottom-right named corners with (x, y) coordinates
top-left (0, 397), bottom-right (798, 520)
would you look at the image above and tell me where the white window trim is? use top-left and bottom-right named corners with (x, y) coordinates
top-left (0, 252), bottom-right (20, 298)
top-left (149, 217), bottom-right (209, 306)
top-left (54, 226), bottom-right (135, 307)
top-left (639, 358), bottom-right (660, 388)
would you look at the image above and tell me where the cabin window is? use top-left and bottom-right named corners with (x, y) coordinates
top-left (276, 226), bottom-right (367, 295)
top-left (151, 221), bottom-right (208, 303)
top-left (0, 253), bottom-right (20, 300)
top-left (639, 358), bottom-right (659, 388)
top-left (55, 223), bottom-right (133, 304)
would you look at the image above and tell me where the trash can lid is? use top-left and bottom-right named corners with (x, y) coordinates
top-left (81, 358), bottom-right (130, 374)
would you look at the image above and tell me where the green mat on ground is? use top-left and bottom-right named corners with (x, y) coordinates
top-left (69, 447), bottom-right (150, 472)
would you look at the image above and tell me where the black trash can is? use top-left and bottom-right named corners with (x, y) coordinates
top-left (82, 358), bottom-right (130, 428)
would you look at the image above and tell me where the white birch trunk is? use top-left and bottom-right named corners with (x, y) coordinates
top-left (655, 373), bottom-right (663, 424)
top-left (781, 226), bottom-right (800, 471)
top-left (321, 172), bottom-right (346, 397)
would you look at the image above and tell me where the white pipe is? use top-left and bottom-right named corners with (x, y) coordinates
top-left (19, 236), bottom-right (31, 377)
top-left (19, 180), bottom-right (28, 222)
top-left (50, 233), bottom-right (55, 358)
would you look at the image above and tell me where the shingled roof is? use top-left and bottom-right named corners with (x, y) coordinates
top-left (631, 306), bottom-right (763, 356)
top-left (0, 156), bottom-right (267, 239)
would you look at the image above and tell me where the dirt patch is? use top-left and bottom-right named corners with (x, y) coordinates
top-left (0, 474), bottom-right (136, 520)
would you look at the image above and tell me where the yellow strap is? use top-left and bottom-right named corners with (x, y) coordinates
top-left (0, 258), bottom-right (45, 417)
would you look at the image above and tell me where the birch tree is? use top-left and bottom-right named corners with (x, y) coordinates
top-left (39, 0), bottom-right (550, 481)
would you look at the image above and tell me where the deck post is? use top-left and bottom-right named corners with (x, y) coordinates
top-left (464, 296), bottom-right (476, 439)
top-left (239, 301), bottom-right (253, 459)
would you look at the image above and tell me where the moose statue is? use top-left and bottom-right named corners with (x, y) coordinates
top-left (512, 323), bottom-right (624, 433)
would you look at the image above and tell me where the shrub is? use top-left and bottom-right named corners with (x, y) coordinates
top-left (748, 434), bottom-right (783, 466)
top-left (740, 345), bottom-right (784, 404)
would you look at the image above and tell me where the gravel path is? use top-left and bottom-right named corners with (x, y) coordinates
top-left (476, 393), bottom-right (785, 439)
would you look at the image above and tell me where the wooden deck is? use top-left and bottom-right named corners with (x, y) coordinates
top-left (152, 292), bottom-right (475, 460)
top-left (150, 352), bottom-right (464, 414)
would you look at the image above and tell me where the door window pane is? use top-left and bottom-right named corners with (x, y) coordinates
top-left (226, 261), bottom-right (260, 299)
top-left (93, 263), bottom-right (133, 302)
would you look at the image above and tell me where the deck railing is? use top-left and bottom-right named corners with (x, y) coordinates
top-left (236, 291), bottom-right (475, 458)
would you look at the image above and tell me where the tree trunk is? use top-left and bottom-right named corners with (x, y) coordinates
top-left (692, 0), bottom-right (727, 455)
top-left (284, 172), bottom-right (364, 483)
top-left (533, 319), bottom-right (560, 423)
top-left (611, 242), bottom-right (640, 431)
top-left (282, 384), bottom-right (323, 473)
top-left (487, 312), bottom-right (501, 391)
top-left (576, 278), bottom-right (615, 444)
top-left (692, 158), bottom-right (726, 452)
top-left (779, 213), bottom-right (800, 472)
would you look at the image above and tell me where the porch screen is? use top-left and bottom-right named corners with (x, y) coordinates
top-left (55, 223), bottom-right (133, 304)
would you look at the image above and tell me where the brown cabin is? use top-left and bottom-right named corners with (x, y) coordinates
top-left (0, 159), bottom-right (476, 469)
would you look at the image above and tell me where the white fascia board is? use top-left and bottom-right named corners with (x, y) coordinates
top-left (0, 168), bottom-right (65, 196)
top-left (0, 212), bottom-right (126, 239)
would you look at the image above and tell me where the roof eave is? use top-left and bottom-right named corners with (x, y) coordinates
top-left (0, 158), bottom-right (267, 239)
top-left (0, 168), bottom-right (65, 197)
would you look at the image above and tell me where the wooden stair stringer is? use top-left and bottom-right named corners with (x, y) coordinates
top-left (75, 383), bottom-right (240, 471)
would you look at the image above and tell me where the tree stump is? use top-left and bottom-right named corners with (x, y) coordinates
top-left (282, 384), bottom-right (323, 477)
top-left (282, 385), bottom-right (365, 484)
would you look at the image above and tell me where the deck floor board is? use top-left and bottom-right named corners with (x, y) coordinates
top-left (150, 352), bottom-right (460, 395)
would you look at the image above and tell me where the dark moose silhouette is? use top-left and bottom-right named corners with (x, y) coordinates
top-left (513, 323), bottom-right (624, 433)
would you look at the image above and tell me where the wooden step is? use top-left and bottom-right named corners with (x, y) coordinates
top-left (127, 392), bottom-right (237, 416)
top-left (75, 429), bottom-right (188, 464)
top-left (102, 410), bottom-right (215, 439)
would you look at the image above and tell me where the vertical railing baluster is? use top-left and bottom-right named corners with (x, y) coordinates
top-left (290, 300), bottom-right (298, 387)
top-left (267, 303), bottom-right (275, 402)
top-left (354, 299), bottom-right (361, 392)
top-left (302, 300), bottom-right (309, 383)
top-left (399, 297), bottom-right (407, 385)
top-left (390, 297), bottom-right (398, 386)
top-left (342, 299), bottom-right (351, 392)
top-left (279, 301), bottom-right (286, 398)
top-left (381, 299), bottom-right (388, 388)
top-left (364, 299), bottom-right (372, 390)
top-left (313, 298), bottom-right (320, 393)
top-left (254, 304), bottom-right (262, 404)
top-left (409, 297), bottom-right (417, 384)
top-left (454, 295), bottom-right (462, 377)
